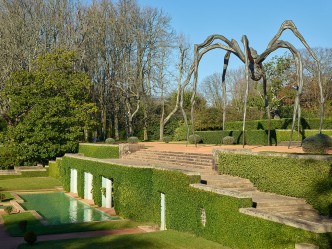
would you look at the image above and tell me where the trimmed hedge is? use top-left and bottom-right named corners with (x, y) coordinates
top-left (48, 159), bottom-right (61, 179)
top-left (78, 143), bottom-right (119, 159)
top-left (0, 169), bottom-right (49, 180)
top-left (220, 118), bottom-right (332, 131)
top-left (196, 130), bottom-right (277, 145)
top-left (59, 156), bottom-right (330, 248)
top-left (217, 152), bottom-right (332, 216)
top-left (276, 129), bottom-right (332, 142)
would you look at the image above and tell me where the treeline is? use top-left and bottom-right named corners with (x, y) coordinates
top-left (0, 0), bottom-right (331, 145)
top-left (0, 0), bottom-right (193, 142)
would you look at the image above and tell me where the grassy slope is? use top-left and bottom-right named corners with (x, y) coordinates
top-left (17, 230), bottom-right (230, 249)
top-left (2, 212), bottom-right (141, 236)
top-left (0, 177), bottom-right (61, 191)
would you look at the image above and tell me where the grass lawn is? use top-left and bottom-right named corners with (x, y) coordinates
top-left (0, 177), bottom-right (61, 191)
top-left (17, 230), bottom-right (230, 249)
top-left (2, 212), bottom-right (142, 236)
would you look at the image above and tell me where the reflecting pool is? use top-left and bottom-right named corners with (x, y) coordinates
top-left (19, 192), bottom-right (119, 225)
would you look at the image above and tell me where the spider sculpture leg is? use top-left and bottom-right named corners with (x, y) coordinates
top-left (263, 20), bottom-right (324, 145)
top-left (222, 51), bottom-right (231, 138)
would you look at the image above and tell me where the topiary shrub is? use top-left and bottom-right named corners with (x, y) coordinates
top-left (302, 134), bottom-right (332, 154)
top-left (4, 205), bottom-right (13, 214)
top-left (163, 136), bottom-right (171, 143)
top-left (105, 138), bottom-right (115, 144)
top-left (24, 231), bottom-right (37, 245)
top-left (222, 136), bottom-right (234, 145)
top-left (127, 136), bottom-right (139, 144)
top-left (188, 134), bottom-right (202, 144)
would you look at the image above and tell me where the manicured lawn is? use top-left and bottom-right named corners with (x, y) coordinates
top-left (0, 177), bottom-right (61, 191)
top-left (2, 212), bottom-right (142, 236)
top-left (17, 230), bottom-right (230, 249)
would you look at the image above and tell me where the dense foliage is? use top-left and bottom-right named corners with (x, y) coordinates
top-left (0, 51), bottom-right (96, 166)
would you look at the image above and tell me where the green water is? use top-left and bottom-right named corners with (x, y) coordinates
top-left (19, 192), bottom-right (118, 225)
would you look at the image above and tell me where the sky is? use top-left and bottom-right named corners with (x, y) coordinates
top-left (137, 0), bottom-right (332, 82)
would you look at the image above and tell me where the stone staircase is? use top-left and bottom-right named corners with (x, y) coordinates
top-left (123, 149), bottom-right (215, 174)
top-left (122, 149), bottom-right (332, 233)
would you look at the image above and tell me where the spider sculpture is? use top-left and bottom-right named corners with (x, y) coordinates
top-left (189, 20), bottom-right (324, 147)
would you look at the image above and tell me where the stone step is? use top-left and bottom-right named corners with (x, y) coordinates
top-left (257, 203), bottom-right (314, 212)
top-left (136, 149), bottom-right (213, 158)
top-left (239, 208), bottom-right (332, 233)
top-left (125, 153), bottom-right (213, 165)
top-left (190, 183), bottom-right (252, 198)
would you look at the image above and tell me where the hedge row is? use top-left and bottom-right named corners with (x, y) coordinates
top-left (48, 159), bottom-right (61, 179)
top-left (196, 129), bottom-right (332, 145)
top-left (196, 130), bottom-right (277, 145)
top-left (217, 152), bottom-right (332, 216)
top-left (219, 118), bottom-right (332, 131)
top-left (276, 130), bottom-right (332, 142)
top-left (78, 143), bottom-right (119, 159)
top-left (59, 156), bottom-right (330, 248)
top-left (0, 169), bottom-right (49, 180)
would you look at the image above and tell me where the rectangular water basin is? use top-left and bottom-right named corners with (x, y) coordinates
top-left (19, 192), bottom-right (119, 225)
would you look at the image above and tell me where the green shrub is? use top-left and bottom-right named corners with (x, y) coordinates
top-left (222, 136), bottom-right (234, 145)
top-left (162, 136), bottom-right (171, 143)
top-left (24, 231), bottom-right (37, 245)
top-left (188, 134), bottom-right (202, 144)
top-left (127, 136), bottom-right (139, 144)
top-left (105, 138), bottom-right (116, 144)
top-left (173, 122), bottom-right (190, 141)
top-left (4, 205), bottom-right (13, 214)
top-left (48, 159), bottom-right (61, 179)
top-left (78, 143), bottom-right (119, 159)
top-left (302, 134), bottom-right (332, 154)
top-left (0, 193), bottom-right (6, 201)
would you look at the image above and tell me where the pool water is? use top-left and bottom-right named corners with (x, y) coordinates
top-left (19, 192), bottom-right (118, 225)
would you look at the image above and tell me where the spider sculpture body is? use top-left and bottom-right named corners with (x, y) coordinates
top-left (189, 20), bottom-right (324, 147)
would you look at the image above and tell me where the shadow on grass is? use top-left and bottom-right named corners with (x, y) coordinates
top-left (18, 233), bottom-right (156, 249)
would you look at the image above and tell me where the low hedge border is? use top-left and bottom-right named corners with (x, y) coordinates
top-left (78, 143), bottom-right (119, 159)
top-left (59, 156), bottom-right (330, 248)
top-left (217, 151), bottom-right (332, 216)
top-left (0, 170), bottom-right (49, 180)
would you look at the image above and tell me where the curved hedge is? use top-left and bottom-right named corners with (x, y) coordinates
top-left (59, 156), bottom-right (330, 248)
top-left (78, 143), bottom-right (119, 159)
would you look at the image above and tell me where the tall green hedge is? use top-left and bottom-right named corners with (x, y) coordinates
top-left (218, 118), bottom-right (332, 131)
top-left (276, 130), bottom-right (332, 142)
top-left (217, 152), bottom-right (332, 216)
top-left (59, 156), bottom-right (330, 248)
top-left (78, 143), bottom-right (119, 159)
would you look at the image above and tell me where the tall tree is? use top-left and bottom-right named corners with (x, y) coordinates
top-left (1, 50), bottom-right (96, 165)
